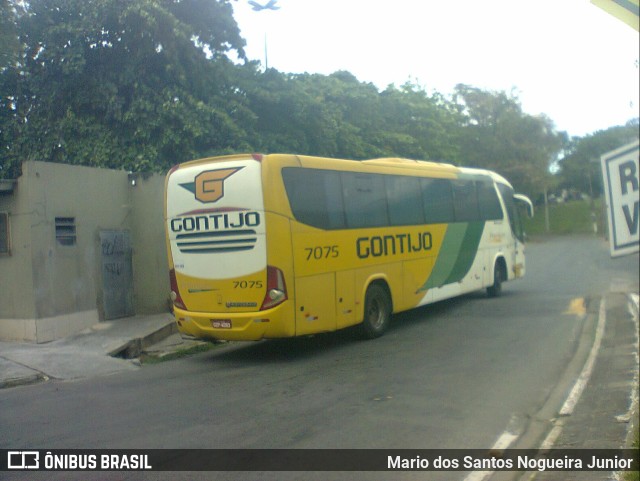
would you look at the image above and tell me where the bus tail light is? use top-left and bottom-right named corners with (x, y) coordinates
top-left (169, 268), bottom-right (186, 310)
top-left (260, 265), bottom-right (288, 310)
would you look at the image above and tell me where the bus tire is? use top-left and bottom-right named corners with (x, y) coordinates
top-left (487, 260), bottom-right (505, 298)
top-left (361, 284), bottom-right (391, 339)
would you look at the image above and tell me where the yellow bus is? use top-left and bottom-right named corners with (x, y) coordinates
top-left (164, 154), bottom-right (533, 341)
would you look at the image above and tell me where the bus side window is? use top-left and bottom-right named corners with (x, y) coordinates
top-left (421, 178), bottom-right (454, 224)
top-left (452, 179), bottom-right (480, 222)
top-left (476, 180), bottom-right (504, 221)
top-left (386, 176), bottom-right (424, 226)
top-left (342, 173), bottom-right (388, 228)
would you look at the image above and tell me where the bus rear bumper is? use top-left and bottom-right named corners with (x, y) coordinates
top-left (171, 304), bottom-right (294, 341)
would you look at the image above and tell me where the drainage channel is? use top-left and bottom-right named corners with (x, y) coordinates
top-left (109, 323), bottom-right (178, 359)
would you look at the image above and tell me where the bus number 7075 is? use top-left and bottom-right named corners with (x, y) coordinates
top-left (305, 245), bottom-right (339, 260)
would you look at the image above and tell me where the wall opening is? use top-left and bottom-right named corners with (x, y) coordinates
top-left (55, 217), bottom-right (77, 246)
top-left (0, 212), bottom-right (10, 255)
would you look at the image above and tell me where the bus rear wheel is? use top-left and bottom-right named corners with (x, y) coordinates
top-left (487, 260), bottom-right (505, 298)
top-left (361, 284), bottom-right (391, 339)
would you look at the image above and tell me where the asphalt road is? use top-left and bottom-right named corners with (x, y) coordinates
top-left (1, 235), bottom-right (638, 481)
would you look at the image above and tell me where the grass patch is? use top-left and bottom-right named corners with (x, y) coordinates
top-left (523, 199), bottom-right (605, 236)
top-left (626, 428), bottom-right (639, 481)
top-left (140, 342), bottom-right (218, 364)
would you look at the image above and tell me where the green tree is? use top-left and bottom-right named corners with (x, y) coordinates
top-left (2, 0), bottom-right (632, 191)
top-left (239, 72), bottom-right (462, 162)
top-left (453, 84), bottom-right (565, 198)
top-left (0, 0), bottom-right (20, 69)
top-left (293, 71), bottom-right (385, 159)
top-left (239, 69), bottom-right (382, 158)
top-left (0, 0), bottom-right (248, 178)
top-left (378, 82), bottom-right (462, 162)
top-left (558, 119), bottom-right (639, 197)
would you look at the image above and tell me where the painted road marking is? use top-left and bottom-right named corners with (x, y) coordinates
top-left (564, 297), bottom-right (586, 316)
top-left (463, 293), bottom-right (635, 480)
top-left (558, 298), bottom-right (607, 417)
top-left (462, 421), bottom-right (520, 481)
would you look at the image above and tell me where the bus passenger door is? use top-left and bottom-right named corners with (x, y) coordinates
top-left (513, 194), bottom-right (533, 278)
top-left (294, 274), bottom-right (336, 335)
top-left (512, 237), bottom-right (525, 279)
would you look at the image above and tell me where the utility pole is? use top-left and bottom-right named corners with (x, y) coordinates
top-left (264, 33), bottom-right (268, 70)
top-left (247, 1), bottom-right (280, 71)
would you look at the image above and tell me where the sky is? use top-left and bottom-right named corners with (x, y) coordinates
top-left (231, 0), bottom-right (639, 138)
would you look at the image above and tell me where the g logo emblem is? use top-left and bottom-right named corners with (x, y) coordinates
top-left (181, 167), bottom-right (243, 203)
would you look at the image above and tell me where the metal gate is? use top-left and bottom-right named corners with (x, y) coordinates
top-left (100, 230), bottom-right (134, 320)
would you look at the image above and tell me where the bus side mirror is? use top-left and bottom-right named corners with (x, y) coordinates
top-left (514, 194), bottom-right (534, 218)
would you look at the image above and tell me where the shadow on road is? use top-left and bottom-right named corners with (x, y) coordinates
top-left (195, 289), bottom-right (512, 365)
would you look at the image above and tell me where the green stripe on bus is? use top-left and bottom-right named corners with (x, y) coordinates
top-left (421, 223), bottom-right (468, 290)
top-left (420, 222), bottom-right (485, 291)
top-left (443, 221), bottom-right (485, 284)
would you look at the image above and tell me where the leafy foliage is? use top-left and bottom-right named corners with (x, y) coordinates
top-left (0, 0), bottom-right (20, 69)
top-left (453, 84), bottom-right (566, 198)
top-left (558, 119), bottom-right (639, 197)
top-left (1, 0), bottom-right (635, 200)
top-left (1, 0), bottom-right (247, 177)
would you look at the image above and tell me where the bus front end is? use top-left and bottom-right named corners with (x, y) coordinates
top-left (164, 155), bottom-right (294, 341)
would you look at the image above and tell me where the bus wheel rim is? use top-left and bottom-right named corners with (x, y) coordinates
top-left (368, 298), bottom-right (384, 329)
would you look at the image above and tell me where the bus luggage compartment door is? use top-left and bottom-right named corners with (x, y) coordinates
top-left (294, 273), bottom-right (336, 336)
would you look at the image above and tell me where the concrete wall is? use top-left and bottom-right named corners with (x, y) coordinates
top-left (130, 173), bottom-right (171, 314)
top-left (0, 161), bottom-right (170, 342)
top-left (0, 174), bottom-right (37, 326)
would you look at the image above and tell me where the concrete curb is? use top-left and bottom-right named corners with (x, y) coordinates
top-left (0, 314), bottom-right (180, 389)
top-left (0, 373), bottom-right (47, 389)
top-left (108, 322), bottom-right (179, 359)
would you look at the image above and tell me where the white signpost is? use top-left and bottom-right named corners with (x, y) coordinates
top-left (601, 140), bottom-right (639, 257)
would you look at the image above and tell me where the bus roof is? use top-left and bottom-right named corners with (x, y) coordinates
top-left (458, 166), bottom-right (513, 188)
top-left (295, 155), bottom-right (459, 176)
top-left (362, 157), bottom-right (457, 171)
top-left (170, 153), bottom-right (512, 187)
top-left (300, 155), bottom-right (514, 188)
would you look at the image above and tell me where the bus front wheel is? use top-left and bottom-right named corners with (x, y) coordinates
top-left (361, 284), bottom-right (391, 339)
top-left (487, 260), bottom-right (505, 298)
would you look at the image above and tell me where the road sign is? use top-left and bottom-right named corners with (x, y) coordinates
top-left (591, 0), bottom-right (639, 31)
top-left (601, 140), bottom-right (639, 257)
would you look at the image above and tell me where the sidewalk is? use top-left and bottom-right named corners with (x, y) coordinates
top-left (505, 291), bottom-right (640, 481)
top-left (0, 313), bottom-right (197, 389)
